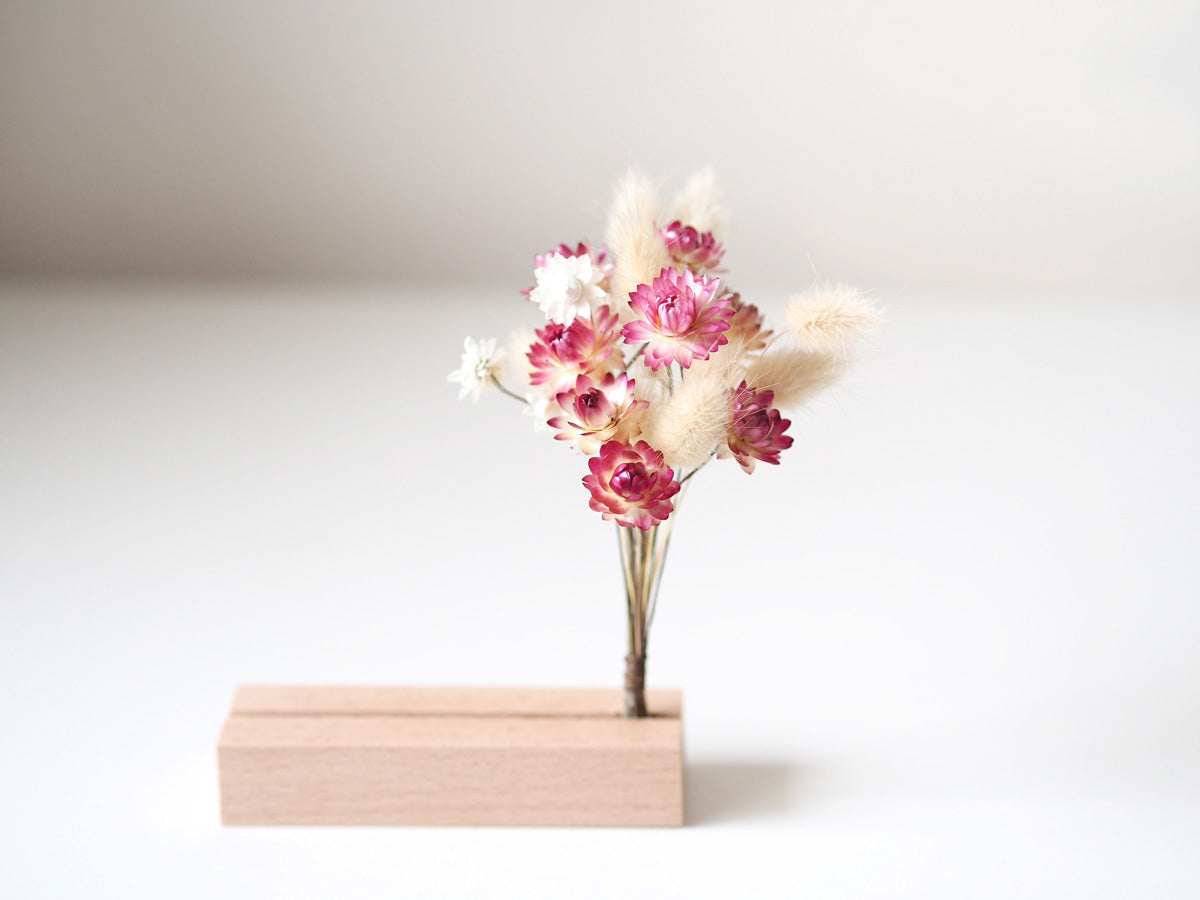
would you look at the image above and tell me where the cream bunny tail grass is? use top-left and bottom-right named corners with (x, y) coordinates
top-left (641, 368), bottom-right (733, 471)
top-left (700, 328), bottom-right (758, 390)
top-left (743, 347), bottom-right (845, 410)
top-left (786, 284), bottom-right (880, 354)
top-left (670, 167), bottom-right (726, 237)
top-left (605, 171), bottom-right (672, 318)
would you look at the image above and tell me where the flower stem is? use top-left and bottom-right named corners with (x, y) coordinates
top-left (678, 459), bottom-right (710, 487)
top-left (624, 651), bottom-right (647, 718)
top-left (619, 523), bottom-right (653, 718)
top-left (645, 480), bottom-right (687, 631)
top-left (490, 375), bottom-right (527, 404)
top-left (618, 517), bottom-right (684, 718)
top-left (622, 344), bottom-right (649, 373)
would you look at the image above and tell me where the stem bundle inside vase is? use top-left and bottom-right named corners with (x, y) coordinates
top-left (451, 169), bottom-right (879, 717)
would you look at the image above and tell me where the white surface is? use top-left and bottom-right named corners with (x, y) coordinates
top-left (2, 282), bottom-right (1198, 898)
top-left (2, 1), bottom-right (1198, 294)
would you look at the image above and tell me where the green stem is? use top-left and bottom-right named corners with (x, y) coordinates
top-left (678, 455), bottom-right (714, 487)
top-left (490, 375), bottom-right (527, 404)
top-left (622, 344), bottom-right (649, 373)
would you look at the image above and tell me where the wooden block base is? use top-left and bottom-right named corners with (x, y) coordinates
top-left (218, 686), bottom-right (683, 826)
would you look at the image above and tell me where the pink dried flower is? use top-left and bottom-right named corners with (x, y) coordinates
top-left (661, 220), bottom-right (724, 271)
top-left (583, 440), bottom-right (680, 530)
top-left (724, 293), bottom-right (773, 353)
top-left (621, 267), bottom-right (734, 370)
top-left (721, 381), bottom-right (794, 473)
top-left (527, 306), bottom-right (621, 394)
top-left (549, 372), bottom-right (646, 455)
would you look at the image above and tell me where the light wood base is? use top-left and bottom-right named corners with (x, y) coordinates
top-left (218, 686), bottom-right (684, 826)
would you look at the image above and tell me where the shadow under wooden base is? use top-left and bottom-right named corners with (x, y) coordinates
top-left (685, 760), bottom-right (804, 825)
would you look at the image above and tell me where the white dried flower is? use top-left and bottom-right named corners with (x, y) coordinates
top-left (529, 253), bottom-right (607, 324)
top-left (448, 337), bottom-right (507, 402)
top-left (786, 284), bottom-right (879, 354)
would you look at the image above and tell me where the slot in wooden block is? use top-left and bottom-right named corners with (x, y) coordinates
top-left (218, 686), bottom-right (683, 826)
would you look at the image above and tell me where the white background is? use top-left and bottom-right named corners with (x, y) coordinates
top-left (2, 282), bottom-right (1197, 897)
top-left (2, 0), bottom-right (1198, 896)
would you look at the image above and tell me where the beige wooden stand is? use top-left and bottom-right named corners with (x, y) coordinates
top-left (218, 686), bottom-right (683, 826)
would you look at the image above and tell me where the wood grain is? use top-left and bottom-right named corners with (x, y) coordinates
top-left (218, 686), bottom-right (683, 826)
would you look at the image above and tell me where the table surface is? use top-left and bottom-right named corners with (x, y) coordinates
top-left (2, 281), bottom-right (1197, 898)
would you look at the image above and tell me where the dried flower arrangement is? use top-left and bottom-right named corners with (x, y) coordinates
top-left (450, 170), bottom-right (878, 718)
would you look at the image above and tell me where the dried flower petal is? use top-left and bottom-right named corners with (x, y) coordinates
top-left (549, 372), bottom-right (646, 455)
top-left (523, 243), bottom-right (610, 295)
top-left (529, 253), bottom-right (609, 324)
top-left (621, 267), bottom-right (733, 370)
top-left (527, 306), bottom-right (621, 394)
top-left (583, 440), bottom-right (680, 530)
top-left (447, 337), bottom-right (507, 402)
top-left (720, 381), bottom-right (794, 473)
top-left (661, 220), bottom-right (725, 271)
top-left (724, 293), bottom-right (773, 354)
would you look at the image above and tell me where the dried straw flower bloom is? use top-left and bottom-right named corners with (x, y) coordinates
top-left (527, 306), bottom-right (622, 394)
top-left (719, 381), bottom-right (794, 473)
top-left (549, 371), bottom-right (646, 455)
top-left (583, 440), bottom-right (680, 531)
top-left (622, 267), bottom-right (734, 370)
top-left (530, 252), bottom-right (609, 325)
top-left (661, 220), bottom-right (724, 272)
top-left (447, 337), bottom-right (507, 401)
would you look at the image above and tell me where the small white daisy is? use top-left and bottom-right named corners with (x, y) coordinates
top-left (448, 337), bottom-right (507, 401)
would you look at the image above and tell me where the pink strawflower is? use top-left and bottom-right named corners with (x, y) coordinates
top-left (721, 381), bottom-right (794, 473)
top-left (725, 293), bottom-right (773, 353)
top-left (621, 267), bottom-right (734, 370)
top-left (527, 306), bottom-right (621, 395)
top-left (522, 242), bottom-right (610, 296)
top-left (549, 372), bottom-right (646, 455)
top-left (583, 440), bottom-right (680, 530)
top-left (661, 220), bottom-right (724, 271)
